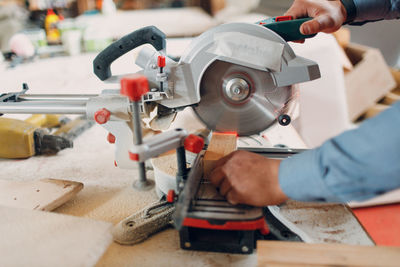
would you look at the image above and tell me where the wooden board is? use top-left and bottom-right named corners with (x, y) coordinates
top-left (257, 241), bottom-right (400, 267)
top-left (0, 178), bottom-right (83, 211)
top-left (0, 205), bottom-right (112, 267)
top-left (203, 132), bottom-right (237, 178)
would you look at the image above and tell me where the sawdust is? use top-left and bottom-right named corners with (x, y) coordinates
top-left (55, 182), bottom-right (159, 225)
top-left (277, 200), bottom-right (372, 245)
top-left (282, 200), bottom-right (339, 210)
top-left (152, 150), bottom-right (177, 177)
top-left (280, 200), bottom-right (350, 228)
top-left (323, 238), bottom-right (341, 243)
top-left (324, 229), bottom-right (345, 235)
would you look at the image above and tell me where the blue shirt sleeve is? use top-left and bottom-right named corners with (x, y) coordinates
top-left (353, 0), bottom-right (400, 21)
top-left (279, 101), bottom-right (400, 203)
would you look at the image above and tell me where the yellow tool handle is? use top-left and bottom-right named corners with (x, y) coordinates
top-left (24, 114), bottom-right (63, 128)
top-left (0, 117), bottom-right (37, 158)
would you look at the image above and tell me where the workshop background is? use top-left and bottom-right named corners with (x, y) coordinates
top-left (0, 0), bottom-right (400, 267)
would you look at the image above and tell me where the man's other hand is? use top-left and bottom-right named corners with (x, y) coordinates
top-left (285, 0), bottom-right (347, 36)
top-left (209, 150), bottom-right (289, 207)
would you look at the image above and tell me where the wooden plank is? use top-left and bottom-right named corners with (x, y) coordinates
top-left (0, 205), bottom-right (112, 267)
top-left (203, 132), bottom-right (237, 178)
top-left (0, 178), bottom-right (83, 211)
top-left (257, 241), bottom-right (400, 267)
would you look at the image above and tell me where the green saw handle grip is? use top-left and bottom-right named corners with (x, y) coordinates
top-left (93, 26), bottom-right (166, 81)
top-left (257, 16), bottom-right (316, 42)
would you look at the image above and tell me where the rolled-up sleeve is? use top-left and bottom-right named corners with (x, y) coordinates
top-left (353, 0), bottom-right (400, 21)
top-left (279, 101), bottom-right (400, 203)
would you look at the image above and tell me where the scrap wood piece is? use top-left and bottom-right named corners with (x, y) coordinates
top-left (0, 178), bottom-right (83, 211)
top-left (0, 205), bottom-right (112, 267)
top-left (203, 132), bottom-right (237, 178)
top-left (257, 241), bottom-right (400, 267)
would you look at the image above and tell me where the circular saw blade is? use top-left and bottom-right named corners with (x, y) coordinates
top-left (193, 60), bottom-right (293, 136)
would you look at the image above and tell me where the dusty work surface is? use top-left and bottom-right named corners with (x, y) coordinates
top-left (0, 38), bottom-right (372, 266)
top-left (0, 125), bottom-right (257, 267)
top-left (0, 125), bottom-right (372, 267)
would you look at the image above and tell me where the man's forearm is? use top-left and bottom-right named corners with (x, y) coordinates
top-left (350, 0), bottom-right (400, 22)
top-left (279, 101), bottom-right (400, 203)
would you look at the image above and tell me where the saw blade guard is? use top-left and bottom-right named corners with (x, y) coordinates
top-left (177, 22), bottom-right (320, 135)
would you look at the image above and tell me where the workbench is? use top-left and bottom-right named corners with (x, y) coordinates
top-left (0, 38), bottom-right (374, 267)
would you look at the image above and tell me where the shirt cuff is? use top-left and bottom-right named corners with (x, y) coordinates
top-left (278, 149), bottom-right (340, 202)
top-left (340, 0), bottom-right (357, 23)
top-left (353, 0), bottom-right (393, 21)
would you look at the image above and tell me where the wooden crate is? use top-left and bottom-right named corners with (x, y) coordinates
top-left (344, 43), bottom-right (396, 121)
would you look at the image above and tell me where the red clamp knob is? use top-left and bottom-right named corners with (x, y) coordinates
top-left (120, 74), bottom-right (149, 102)
top-left (157, 55), bottom-right (166, 68)
top-left (184, 134), bottom-right (204, 154)
top-left (167, 189), bottom-right (176, 203)
top-left (275, 15), bottom-right (293, 22)
top-left (94, 108), bottom-right (111, 124)
top-left (129, 152), bottom-right (140, 161)
top-left (107, 133), bottom-right (116, 144)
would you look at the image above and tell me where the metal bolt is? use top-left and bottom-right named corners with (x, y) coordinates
top-left (184, 242), bottom-right (191, 248)
top-left (223, 77), bottom-right (250, 102)
top-left (241, 246), bottom-right (249, 253)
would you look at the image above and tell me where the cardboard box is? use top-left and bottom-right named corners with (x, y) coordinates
top-left (344, 43), bottom-right (396, 120)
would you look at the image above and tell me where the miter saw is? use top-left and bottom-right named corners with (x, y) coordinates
top-left (0, 16), bottom-right (320, 253)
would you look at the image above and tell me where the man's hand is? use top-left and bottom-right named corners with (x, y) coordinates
top-left (209, 150), bottom-right (289, 207)
top-left (285, 0), bottom-right (347, 36)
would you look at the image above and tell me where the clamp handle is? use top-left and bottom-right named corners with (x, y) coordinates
top-left (184, 134), bottom-right (204, 154)
top-left (93, 26), bottom-right (166, 81)
top-left (120, 74), bottom-right (150, 102)
top-left (258, 16), bottom-right (316, 42)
